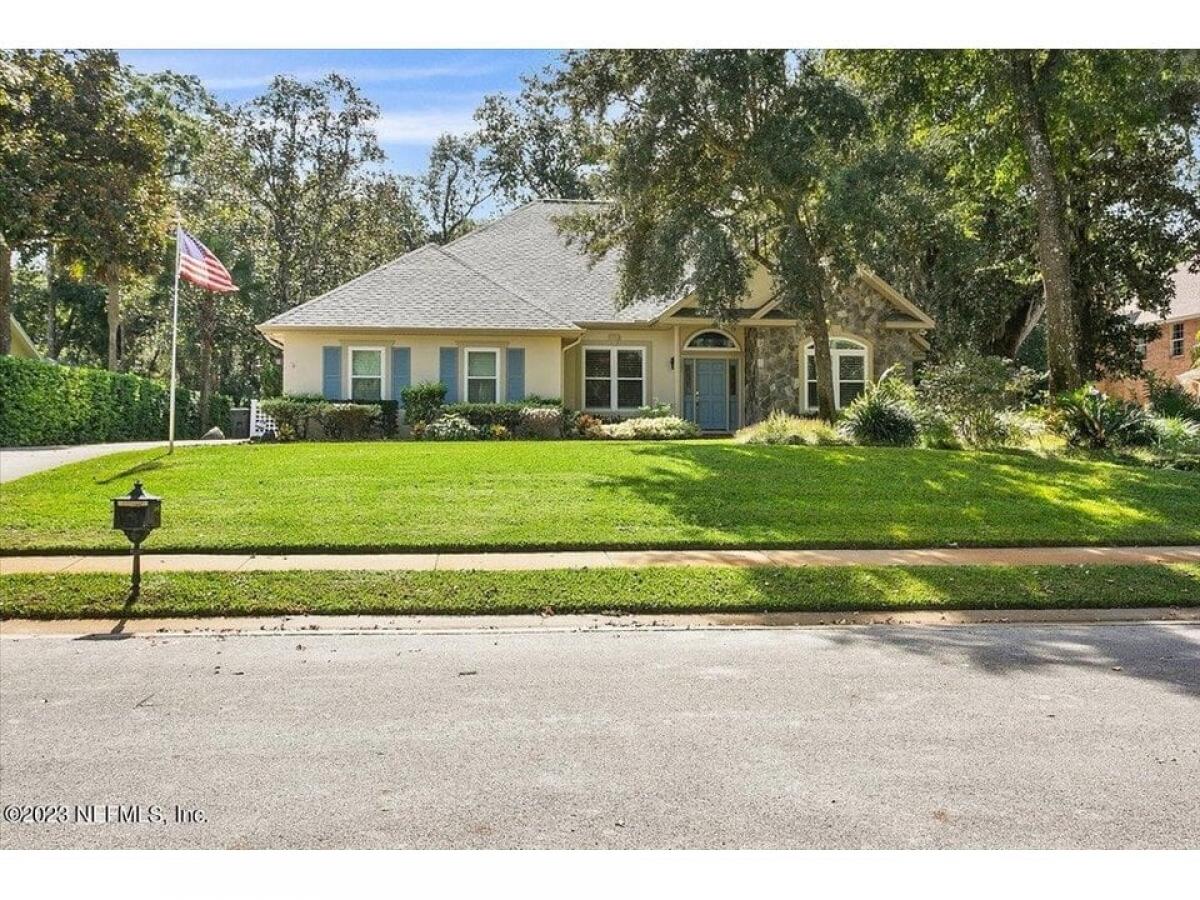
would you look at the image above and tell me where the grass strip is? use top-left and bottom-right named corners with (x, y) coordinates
top-left (2, 564), bottom-right (1198, 620)
top-left (4, 442), bottom-right (1199, 554)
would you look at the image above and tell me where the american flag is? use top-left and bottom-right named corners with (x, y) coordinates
top-left (178, 228), bottom-right (238, 293)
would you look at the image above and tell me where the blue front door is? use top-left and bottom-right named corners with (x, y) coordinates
top-left (695, 359), bottom-right (728, 431)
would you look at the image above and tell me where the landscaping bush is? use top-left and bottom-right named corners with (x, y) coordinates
top-left (488, 424), bottom-right (511, 440)
top-left (1054, 386), bottom-right (1154, 450)
top-left (0, 356), bottom-right (230, 446)
top-left (1147, 374), bottom-right (1200, 423)
top-left (917, 350), bottom-right (1036, 447)
top-left (399, 382), bottom-right (446, 425)
top-left (601, 416), bottom-right (700, 439)
top-left (574, 413), bottom-right (605, 439)
top-left (258, 395), bottom-right (325, 440)
top-left (517, 406), bottom-right (565, 438)
top-left (735, 411), bottom-right (845, 446)
top-left (634, 400), bottom-right (674, 419)
top-left (374, 400), bottom-right (400, 437)
top-left (442, 399), bottom-right (562, 433)
top-left (839, 392), bottom-right (920, 447)
top-left (319, 403), bottom-right (380, 440)
top-left (1147, 415), bottom-right (1200, 456)
top-left (423, 413), bottom-right (480, 441)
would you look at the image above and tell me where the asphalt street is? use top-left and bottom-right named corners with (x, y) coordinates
top-left (1, 622), bottom-right (1197, 848)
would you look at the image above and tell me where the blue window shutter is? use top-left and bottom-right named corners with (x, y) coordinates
top-left (322, 346), bottom-right (343, 400)
top-left (391, 347), bottom-right (411, 405)
top-left (439, 347), bottom-right (459, 402)
top-left (506, 347), bottom-right (525, 402)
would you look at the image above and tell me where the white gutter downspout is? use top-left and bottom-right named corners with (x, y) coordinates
top-left (562, 334), bottom-right (583, 405)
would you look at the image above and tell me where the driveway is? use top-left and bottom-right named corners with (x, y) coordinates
top-left (0, 440), bottom-right (242, 483)
top-left (1, 622), bottom-right (1196, 849)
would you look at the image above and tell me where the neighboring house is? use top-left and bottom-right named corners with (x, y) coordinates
top-left (257, 200), bottom-right (934, 431)
top-left (9, 315), bottom-right (42, 360)
top-left (1099, 263), bottom-right (1200, 402)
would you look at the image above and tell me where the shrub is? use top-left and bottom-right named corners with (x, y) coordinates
top-left (601, 416), bottom-right (700, 440)
top-left (258, 395), bottom-right (326, 440)
top-left (735, 411), bottom-right (845, 446)
top-left (634, 400), bottom-right (674, 419)
top-left (517, 406), bottom-right (565, 438)
top-left (1147, 374), bottom-right (1200, 423)
top-left (574, 413), bottom-right (605, 439)
top-left (400, 382), bottom-right (446, 425)
top-left (1147, 415), bottom-right (1200, 456)
top-left (443, 399), bottom-right (563, 433)
top-left (423, 413), bottom-right (480, 441)
top-left (838, 392), bottom-right (920, 447)
top-left (917, 351), bottom-right (1036, 447)
top-left (1054, 386), bottom-right (1154, 450)
top-left (318, 403), bottom-right (380, 440)
top-left (0, 356), bottom-right (230, 446)
top-left (488, 424), bottom-right (511, 440)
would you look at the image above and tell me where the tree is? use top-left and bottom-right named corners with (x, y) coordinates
top-left (475, 74), bottom-right (597, 204)
top-left (419, 133), bottom-right (496, 244)
top-left (228, 74), bottom-right (384, 315)
top-left (557, 49), bottom-right (913, 421)
top-left (0, 50), bottom-right (171, 368)
top-left (830, 50), bottom-right (1200, 390)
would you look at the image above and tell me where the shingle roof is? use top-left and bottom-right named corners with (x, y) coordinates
top-left (1131, 263), bottom-right (1200, 325)
top-left (259, 200), bottom-right (671, 331)
top-left (441, 200), bottom-right (673, 324)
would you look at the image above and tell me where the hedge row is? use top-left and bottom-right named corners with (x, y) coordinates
top-left (0, 356), bottom-right (231, 447)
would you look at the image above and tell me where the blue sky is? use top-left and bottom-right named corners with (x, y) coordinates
top-left (120, 49), bottom-right (560, 176)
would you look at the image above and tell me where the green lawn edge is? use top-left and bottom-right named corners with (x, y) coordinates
top-left (4, 441), bottom-right (1200, 555)
top-left (3, 564), bottom-right (1197, 620)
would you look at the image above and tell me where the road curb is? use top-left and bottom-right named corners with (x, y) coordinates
top-left (3, 606), bottom-right (1197, 638)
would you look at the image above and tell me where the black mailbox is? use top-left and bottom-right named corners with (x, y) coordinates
top-left (112, 481), bottom-right (162, 544)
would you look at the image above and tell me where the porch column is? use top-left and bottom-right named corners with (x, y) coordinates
top-left (673, 324), bottom-right (682, 416)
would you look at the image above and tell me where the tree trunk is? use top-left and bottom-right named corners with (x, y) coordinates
top-left (807, 288), bottom-right (838, 423)
top-left (0, 237), bottom-right (12, 355)
top-left (105, 271), bottom-right (122, 370)
top-left (779, 223), bottom-right (838, 422)
top-left (45, 244), bottom-right (57, 359)
top-left (198, 293), bottom-right (216, 432)
top-left (1006, 50), bottom-right (1080, 395)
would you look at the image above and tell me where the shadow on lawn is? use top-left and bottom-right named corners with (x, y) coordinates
top-left (92, 453), bottom-right (169, 486)
top-left (600, 442), bottom-right (1199, 547)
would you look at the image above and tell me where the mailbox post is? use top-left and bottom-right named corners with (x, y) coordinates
top-left (111, 481), bottom-right (162, 600)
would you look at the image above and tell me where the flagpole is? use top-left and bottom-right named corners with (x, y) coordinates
top-left (167, 214), bottom-right (182, 454)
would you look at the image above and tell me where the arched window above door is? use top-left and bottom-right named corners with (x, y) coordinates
top-left (685, 329), bottom-right (738, 350)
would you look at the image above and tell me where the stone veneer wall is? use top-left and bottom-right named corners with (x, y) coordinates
top-left (743, 277), bottom-right (926, 423)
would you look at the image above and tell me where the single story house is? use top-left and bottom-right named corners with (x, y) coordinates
top-left (257, 200), bottom-right (934, 431)
top-left (1099, 262), bottom-right (1200, 402)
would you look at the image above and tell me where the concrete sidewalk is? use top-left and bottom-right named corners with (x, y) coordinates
top-left (3, 544), bottom-right (1199, 575)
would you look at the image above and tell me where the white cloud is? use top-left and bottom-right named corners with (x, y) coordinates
top-left (202, 63), bottom-right (500, 92)
top-left (373, 109), bottom-right (478, 144)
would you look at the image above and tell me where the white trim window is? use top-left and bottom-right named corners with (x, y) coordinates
top-left (805, 338), bottom-right (869, 410)
top-left (584, 346), bottom-right (645, 411)
top-left (349, 347), bottom-right (384, 401)
top-left (465, 348), bottom-right (500, 403)
top-left (1170, 322), bottom-right (1185, 358)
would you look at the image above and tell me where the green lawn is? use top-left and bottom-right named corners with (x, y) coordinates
top-left (2, 440), bottom-right (1198, 554)
top-left (2, 565), bottom-right (1197, 619)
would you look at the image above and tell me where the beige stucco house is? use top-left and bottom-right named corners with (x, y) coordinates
top-left (257, 200), bottom-right (934, 431)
